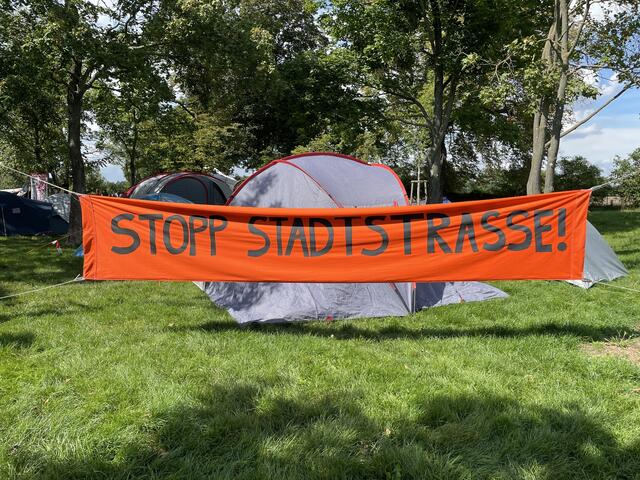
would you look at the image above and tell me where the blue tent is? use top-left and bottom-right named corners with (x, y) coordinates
top-left (138, 193), bottom-right (193, 203)
top-left (0, 192), bottom-right (68, 236)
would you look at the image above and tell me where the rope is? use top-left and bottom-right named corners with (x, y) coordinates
top-left (24, 234), bottom-right (72, 254)
top-left (0, 275), bottom-right (84, 301)
top-left (594, 281), bottom-right (640, 294)
top-left (591, 169), bottom-right (640, 192)
top-left (0, 163), bottom-right (82, 197)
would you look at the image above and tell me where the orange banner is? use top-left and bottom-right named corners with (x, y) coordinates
top-left (81, 190), bottom-right (590, 282)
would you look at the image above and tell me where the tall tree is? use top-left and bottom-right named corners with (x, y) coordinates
top-left (152, 0), bottom-right (362, 169)
top-left (2, 0), bottom-right (155, 243)
top-left (92, 64), bottom-right (172, 186)
top-left (526, 0), bottom-right (640, 194)
top-left (0, 5), bottom-right (67, 183)
top-left (326, 0), bottom-right (545, 202)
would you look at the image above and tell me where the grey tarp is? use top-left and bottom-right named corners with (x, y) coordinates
top-left (204, 153), bottom-right (507, 324)
top-left (566, 221), bottom-right (628, 288)
top-left (45, 193), bottom-right (71, 222)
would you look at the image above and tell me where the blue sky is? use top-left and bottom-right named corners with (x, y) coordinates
top-left (560, 86), bottom-right (640, 174)
top-left (101, 86), bottom-right (640, 182)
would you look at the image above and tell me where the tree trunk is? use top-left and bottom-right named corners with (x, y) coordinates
top-left (429, 138), bottom-right (446, 203)
top-left (427, 0), bottom-right (445, 204)
top-left (527, 15), bottom-right (558, 195)
top-left (528, 99), bottom-right (548, 195)
top-left (544, 0), bottom-right (570, 193)
top-left (67, 61), bottom-right (86, 245)
top-left (544, 71), bottom-right (568, 193)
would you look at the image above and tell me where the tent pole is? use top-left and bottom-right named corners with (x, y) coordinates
top-left (412, 283), bottom-right (416, 313)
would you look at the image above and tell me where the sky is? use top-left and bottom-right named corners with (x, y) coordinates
top-left (559, 73), bottom-right (640, 174)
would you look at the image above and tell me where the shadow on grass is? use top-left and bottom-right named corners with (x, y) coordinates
top-left (0, 331), bottom-right (34, 348)
top-left (589, 211), bottom-right (640, 235)
top-left (0, 236), bottom-right (82, 286)
top-left (175, 320), bottom-right (639, 343)
top-left (614, 248), bottom-right (640, 270)
top-left (11, 384), bottom-right (640, 479)
top-left (0, 300), bottom-right (101, 325)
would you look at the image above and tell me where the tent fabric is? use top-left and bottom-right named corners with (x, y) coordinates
top-left (138, 193), bottom-right (193, 203)
top-left (127, 172), bottom-right (232, 205)
top-left (415, 281), bottom-right (508, 308)
top-left (204, 152), bottom-right (507, 324)
top-left (46, 193), bottom-right (71, 222)
top-left (0, 192), bottom-right (68, 236)
top-left (566, 221), bottom-right (628, 289)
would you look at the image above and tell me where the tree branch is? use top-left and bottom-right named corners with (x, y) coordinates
top-left (546, 85), bottom-right (630, 146)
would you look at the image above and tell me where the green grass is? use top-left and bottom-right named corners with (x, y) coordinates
top-left (1, 210), bottom-right (639, 479)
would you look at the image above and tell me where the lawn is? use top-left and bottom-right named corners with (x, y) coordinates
top-left (1, 210), bottom-right (639, 479)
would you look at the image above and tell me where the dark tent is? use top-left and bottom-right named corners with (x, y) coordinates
top-left (0, 192), bottom-right (68, 236)
top-left (125, 172), bottom-right (233, 205)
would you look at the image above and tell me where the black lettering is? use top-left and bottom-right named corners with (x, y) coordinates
top-left (163, 215), bottom-right (189, 255)
top-left (391, 213), bottom-right (423, 254)
top-left (285, 218), bottom-right (309, 256)
top-left (534, 209), bottom-right (553, 252)
top-left (427, 213), bottom-right (452, 253)
top-left (139, 213), bottom-right (162, 254)
top-left (248, 217), bottom-right (270, 257)
top-left (336, 216), bottom-right (357, 256)
top-left (187, 216), bottom-right (208, 256)
top-left (362, 216), bottom-right (389, 256)
top-left (208, 215), bottom-right (228, 256)
top-left (455, 213), bottom-right (479, 253)
top-left (506, 210), bottom-right (532, 251)
top-left (269, 217), bottom-right (287, 256)
top-left (111, 213), bottom-right (140, 254)
top-left (480, 211), bottom-right (505, 251)
top-left (309, 218), bottom-right (334, 257)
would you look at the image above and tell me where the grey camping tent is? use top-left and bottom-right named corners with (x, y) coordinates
top-left (203, 153), bottom-right (507, 324)
top-left (125, 172), bottom-right (233, 205)
top-left (566, 221), bottom-right (628, 288)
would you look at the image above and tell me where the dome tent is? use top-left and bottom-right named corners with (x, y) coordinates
top-left (566, 221), bottom-right (627, 289)
top-left (203, 153), bottom-right (507, 324)
top-left (125, 172), bottom-right (233, 205)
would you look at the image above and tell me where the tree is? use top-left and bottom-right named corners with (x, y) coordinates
top-left (326, 0), bottom-right (546, 202)
top-left (153, 0), bottom-right (367, 170)
top-left (2, 0), bottom-right (156, 243)
top-left (92, 67), bottom-right (172, 186)
top-left (524, 0), bottom-right (640, 194)
top-left (611, 148), bottom-right (640, 207)
top-left (0, 6), bottom-right (67, 184)
top-left (555, 155), bottom-right (604, 191)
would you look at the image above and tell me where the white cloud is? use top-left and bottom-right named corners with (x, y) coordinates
top-left (563, 123), bottom-right (603, 140)
top-left (600, 72), bottom-right (620, 96)
top-left (559, 126), bottom-right (640, 173)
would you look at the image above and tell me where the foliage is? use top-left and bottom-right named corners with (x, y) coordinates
top-left (1, 211), bottom-right (640, 478)
top-left (611, 148), bottom-right (640, 207)
top-left (324, 0), bottom-right (549, 201)
top-left (0, 4), bottom-right (67, 180)
top-left (149, 0), bottom-right (364, 170)
top-left (554, 156), bottom-right (607, 200)
top-left (85, 168), bottom-right (128, 196)
top-left (1, 0), bottom-right (639, 200)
